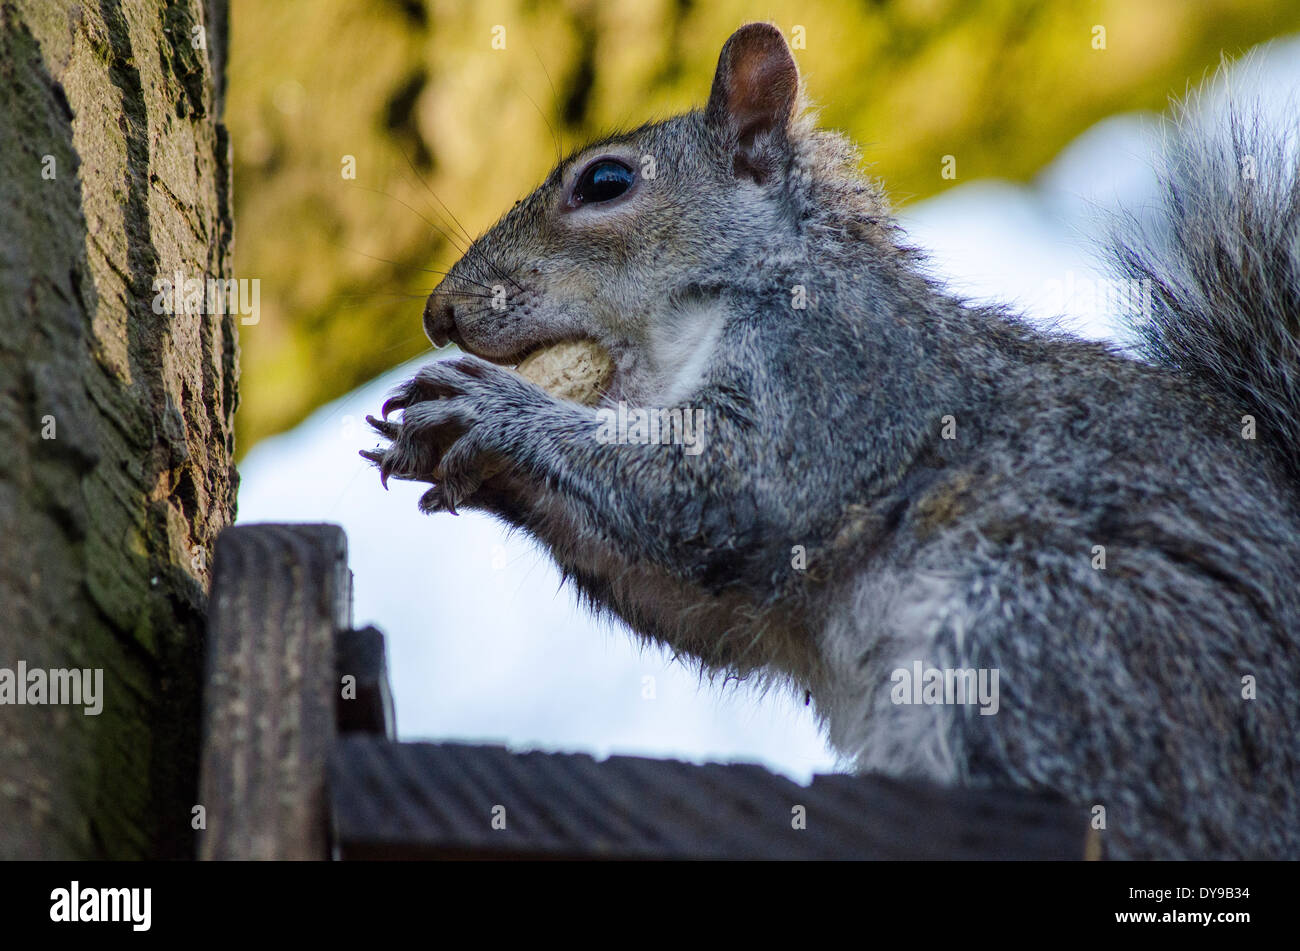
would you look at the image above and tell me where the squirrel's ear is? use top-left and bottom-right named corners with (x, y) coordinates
top-left (705, 23), bottom-right (799, 183)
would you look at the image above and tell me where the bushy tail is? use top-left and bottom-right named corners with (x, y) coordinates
top-left (1111, 95), bottom-right (1300, 483)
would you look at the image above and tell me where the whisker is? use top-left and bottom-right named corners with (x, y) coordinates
top-left (346, 182), bottom-right (477, 260)
top-left (391, 148), bottom-right (528, 296)
top-left (397, 148), bottom-right (484, 255)
top-left (526, 36), bottom-right (565, 165)
top-left (519, 83), bottom-right (562, 170)
top-left (338, 244), bottom-right (493, 291)
top-left (394, 148), bottom-right (475, 252)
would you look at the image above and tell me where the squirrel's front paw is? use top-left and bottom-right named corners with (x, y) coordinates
top-left (360, 355), bottom-right (537, 514)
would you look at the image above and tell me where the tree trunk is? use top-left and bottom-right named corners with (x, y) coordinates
top-left (0, 0), bottom-right (235, 859)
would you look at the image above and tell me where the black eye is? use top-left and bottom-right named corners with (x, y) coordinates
top-left (572, 159), bottom-right (635, 205)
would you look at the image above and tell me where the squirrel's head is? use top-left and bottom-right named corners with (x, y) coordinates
top-left (424, 23), bottom-right (889, 399)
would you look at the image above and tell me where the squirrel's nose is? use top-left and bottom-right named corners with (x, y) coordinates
top-left (423, 294), bottom-right (456, 348)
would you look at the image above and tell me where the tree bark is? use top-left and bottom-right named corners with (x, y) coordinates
top-left (0, 0), bottom-right (235, 859)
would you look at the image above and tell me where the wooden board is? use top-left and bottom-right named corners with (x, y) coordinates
top-left (198, 523), bottom-right (350, 860)
top-left (331, 737), bottom-right (1093, 860)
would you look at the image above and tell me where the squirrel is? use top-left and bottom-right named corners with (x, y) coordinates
top-left (363, 23), bottom-right (1300, 859)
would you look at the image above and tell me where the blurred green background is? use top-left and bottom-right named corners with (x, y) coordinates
top-left (227, 0), bottom-right (1300, 456)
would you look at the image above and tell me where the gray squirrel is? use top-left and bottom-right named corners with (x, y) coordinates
top-left (363, 23), bottom-right (1300, 859)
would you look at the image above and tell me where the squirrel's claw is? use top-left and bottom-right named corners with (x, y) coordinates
top-left (417, 484), bottom-right (458, 516)
top-left (384, 358), bottom-right (491, 416)
top-left (358, 447), bottom-right (394, 489)
top-left (380, 393), bottom-right (409, 420)
top-left (366, 414), bottom-right (401, 438)
top-left (367, 356), bottom-right (528, 513)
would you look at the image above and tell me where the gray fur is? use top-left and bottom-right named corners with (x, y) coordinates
top-left (365, 25), bottom-right (1300, 858)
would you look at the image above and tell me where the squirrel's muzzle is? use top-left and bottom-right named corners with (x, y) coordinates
top-left (423, 294), bottom-right (457, 349)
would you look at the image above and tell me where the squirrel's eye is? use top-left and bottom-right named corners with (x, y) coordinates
top-left (572, 159), bottom-right (635, 205)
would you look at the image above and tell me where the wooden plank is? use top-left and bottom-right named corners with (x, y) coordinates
top-left (198, 523), bottom-right (350, 860)
top-left (331, 737), bottom-right (1093, 860)
top-left (335, 625), bottom-right (396, 739)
